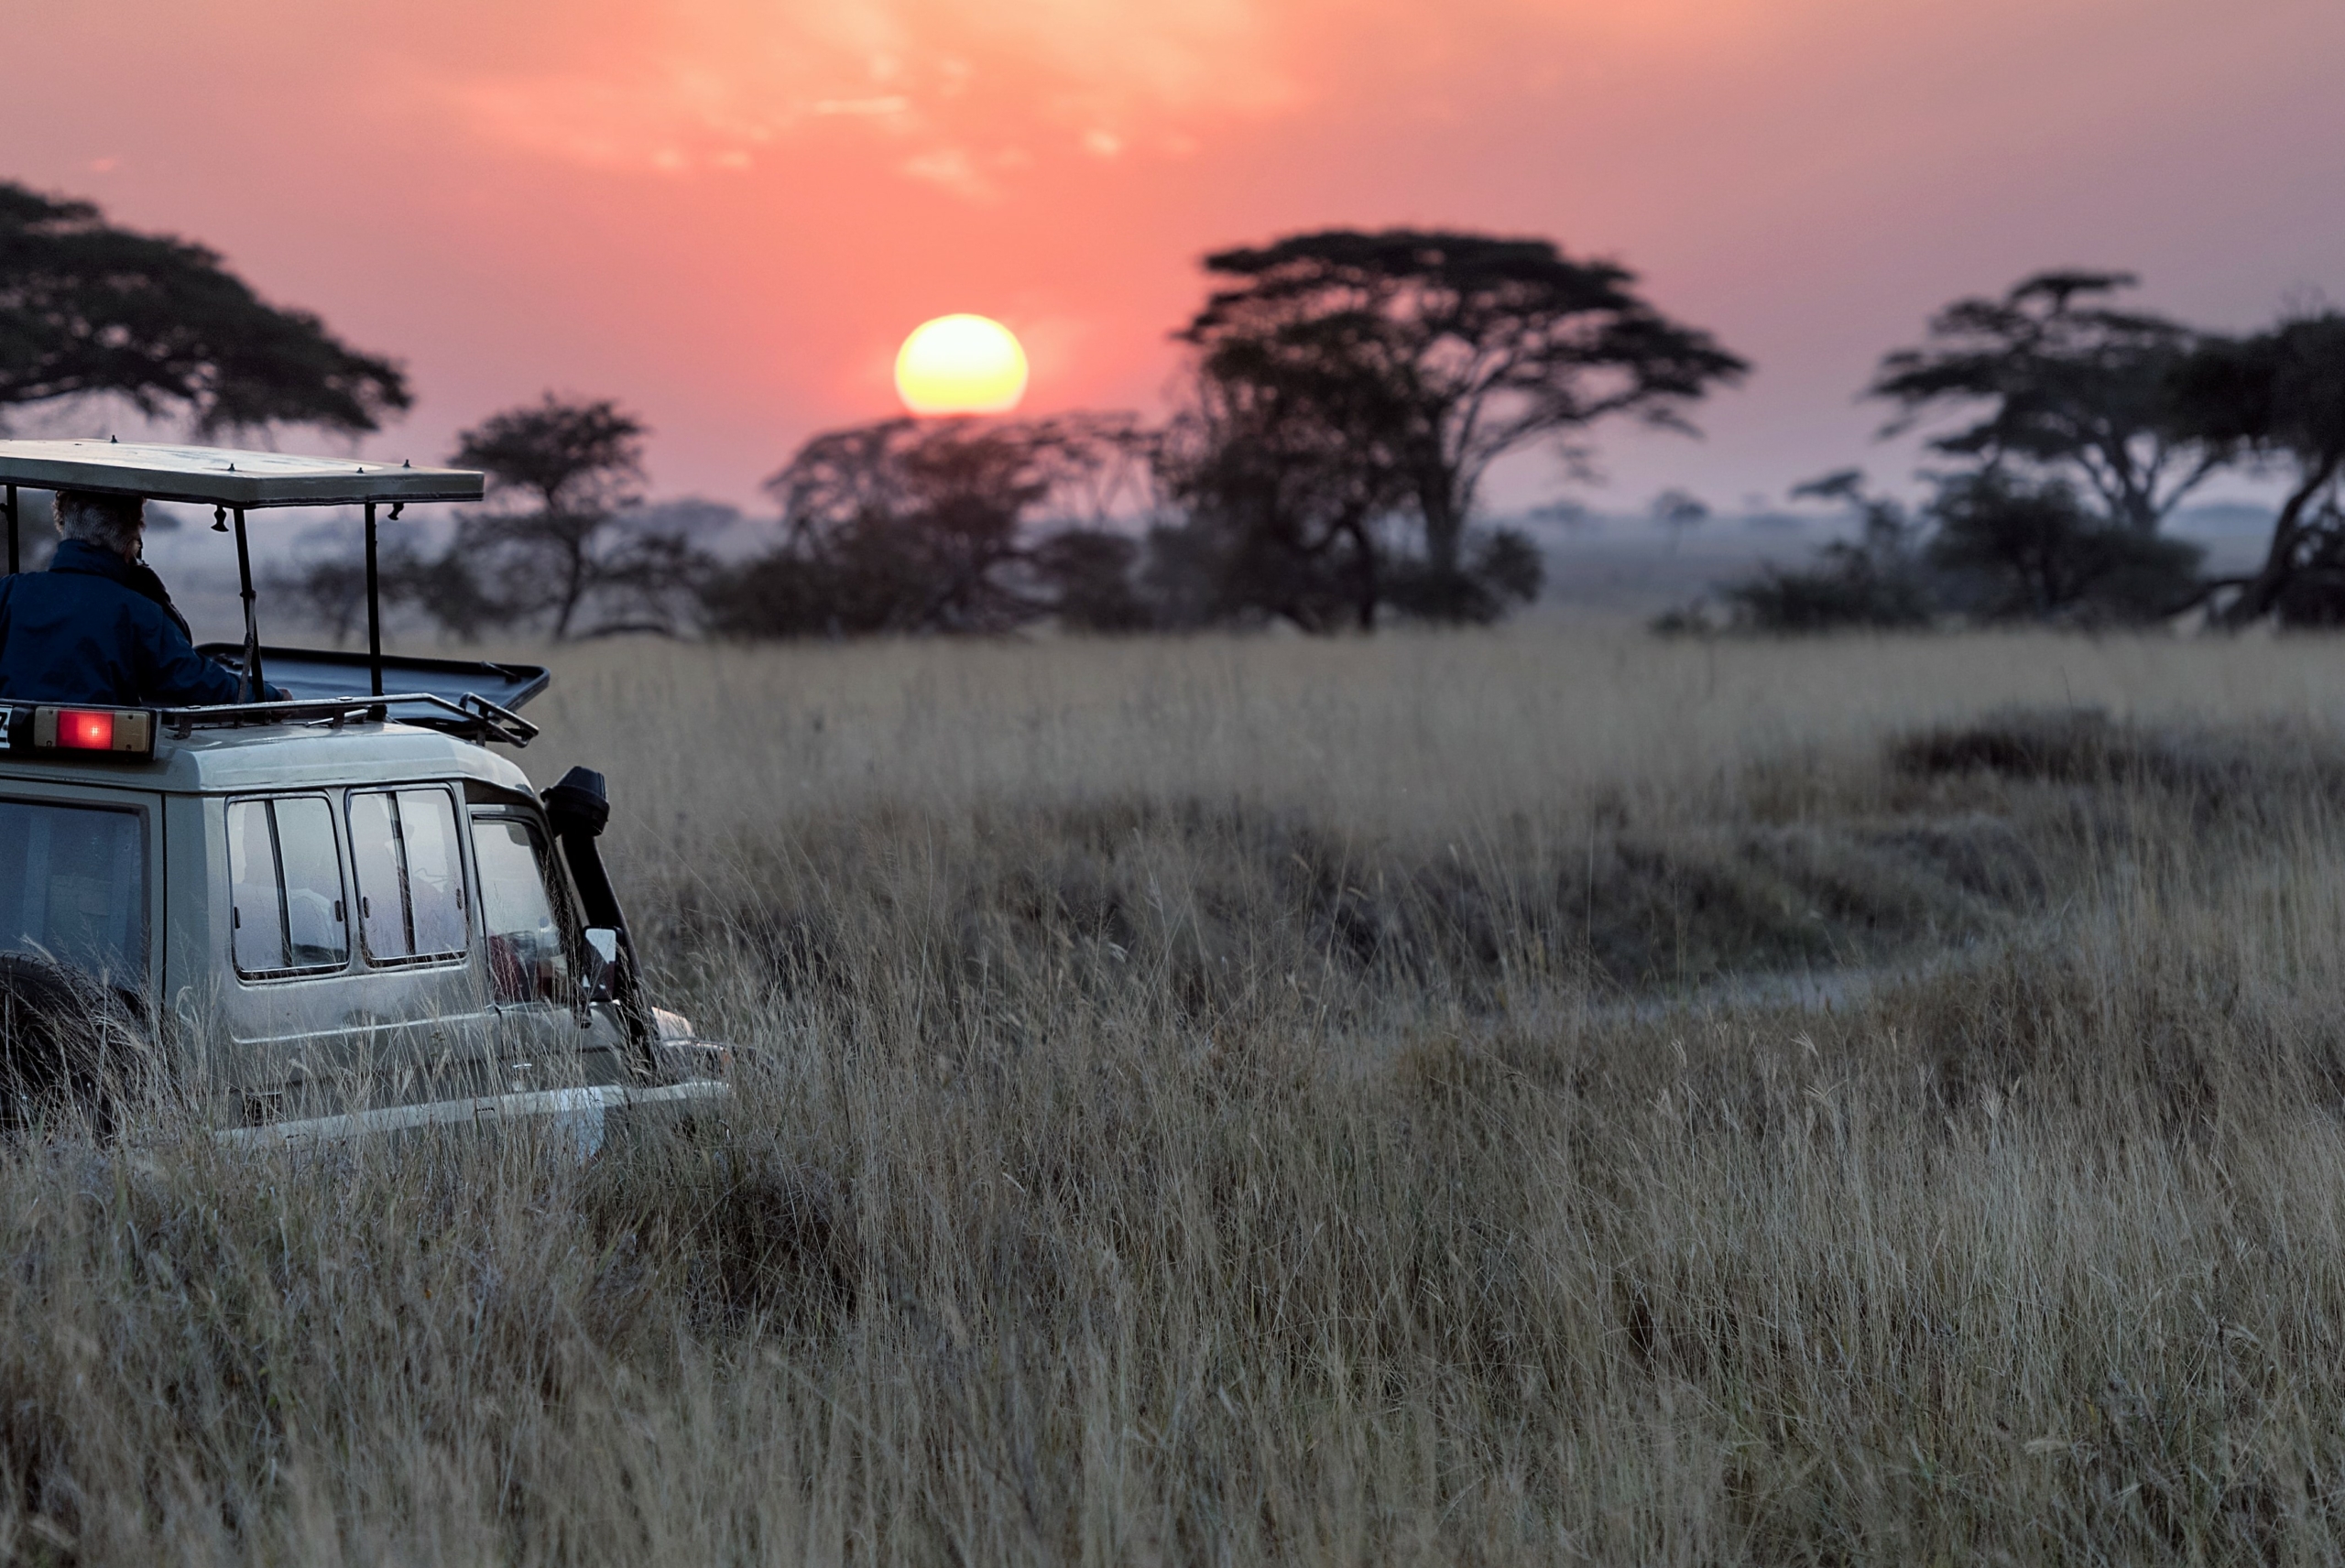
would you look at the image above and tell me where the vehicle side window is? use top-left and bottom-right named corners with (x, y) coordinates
top-left (399, 792), bottom-right (469, 956)
top-left (227, 802), bottom-right (283, 973)
top-left (471, 815), bottom-right (568, 1006)
top-left (348, 789), bottom-right (468, 964)
top-left (227, 797), bottom-right (350, 978)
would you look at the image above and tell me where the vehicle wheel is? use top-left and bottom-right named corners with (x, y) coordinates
top-left (0, 954), bottom-right (152, 1136)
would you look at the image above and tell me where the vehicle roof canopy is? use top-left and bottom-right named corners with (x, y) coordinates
top-left (0, 441), bottom-right (518, 740)
top-left (0, 440), bottom-right (482, 509)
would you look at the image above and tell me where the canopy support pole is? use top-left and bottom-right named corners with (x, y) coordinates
top-left (364, 501), bottom-right (383, 696)
top-left (232, 507), bottom-right (264, 702)
top-left (4, 485), bottom-right (16, 575)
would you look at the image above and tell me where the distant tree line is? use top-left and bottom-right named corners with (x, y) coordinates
top-left (8, 177), bottom-right (2343, 639)
top-left (1675, 272), bottom-right (2345, 634)
top-left (265, 229), bottom-right (1746, 641)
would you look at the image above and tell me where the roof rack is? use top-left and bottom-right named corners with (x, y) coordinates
top-left (0, 439), bottom-right (488, 706)
top-left (158, 691), bottom-right (540, 747)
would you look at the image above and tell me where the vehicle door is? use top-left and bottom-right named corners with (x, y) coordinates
top-left (466, 806), bottom-right (610, 1091)
top-left (221, 791), bottom-right (361, 1097)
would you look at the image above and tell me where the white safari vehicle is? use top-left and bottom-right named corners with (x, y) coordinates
top-left (0, 441), bottom-right (728, 1147)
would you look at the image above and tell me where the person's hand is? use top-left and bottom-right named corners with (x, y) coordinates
top-left (266, 683), bottom-right (294, 702)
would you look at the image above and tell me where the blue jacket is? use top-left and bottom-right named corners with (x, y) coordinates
top-left (0, 539), bottom-right (252, 707)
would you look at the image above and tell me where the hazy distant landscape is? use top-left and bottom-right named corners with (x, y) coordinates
top-left (127, 498), bottom-right (2283, 638)
top-left (1520, 500), bottom-right (2279, 618)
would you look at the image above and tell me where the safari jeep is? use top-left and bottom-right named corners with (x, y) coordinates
top-left (0, 440), bottom-right (728, 1147)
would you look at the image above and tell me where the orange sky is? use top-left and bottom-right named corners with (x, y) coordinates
top-left (5, 0), bottom-right (2342, 514)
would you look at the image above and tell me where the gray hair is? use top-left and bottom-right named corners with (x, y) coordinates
top-left (53, 490), bottom-right (146, 556)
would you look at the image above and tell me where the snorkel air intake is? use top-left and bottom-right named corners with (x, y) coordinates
top-left (542, 767), bottom-right (654, 1074)
top-left (542, 766), bottom-right (612, 843)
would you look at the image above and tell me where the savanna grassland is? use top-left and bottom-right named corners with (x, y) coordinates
top-left (19, 625), bottom-right (2345, 1563)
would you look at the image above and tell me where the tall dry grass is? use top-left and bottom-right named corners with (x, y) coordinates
top-left (11, 625), bottom-right (2345, 1562)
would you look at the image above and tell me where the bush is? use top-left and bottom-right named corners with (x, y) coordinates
top-left (1031, 528), bottom-right (1152, 633)
top-left (1718, 555), bottom-right (1935, 632)
top-left (1381, 527), bottom-right (1546, 626)
top-left (2264, 499), bottom-right (2345, 627)
top-left (1925, 471), bottom-right (2200, 624)
top-left (1697, 467), bottom-right (2206, 636)
top-left (1717, 476), bottom-right (1935, 632)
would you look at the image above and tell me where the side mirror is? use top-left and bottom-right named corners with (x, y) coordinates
top-left (582, 927), bottom-right (620, 1004)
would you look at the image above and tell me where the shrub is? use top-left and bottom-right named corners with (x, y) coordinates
top-left (1925, 470), bottom-right (2200, 624)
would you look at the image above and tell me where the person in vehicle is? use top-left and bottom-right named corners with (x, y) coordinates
top-left (0, 489), bottom-right (284, 706)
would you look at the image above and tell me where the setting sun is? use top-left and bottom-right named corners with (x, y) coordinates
top-left (894, 314), bottom-right (1030, 416)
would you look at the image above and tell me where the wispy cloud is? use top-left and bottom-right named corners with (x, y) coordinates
top-left (900, 146), bottom-right (991, 200)
top-left (416, 0), bottom-right (1573, 190)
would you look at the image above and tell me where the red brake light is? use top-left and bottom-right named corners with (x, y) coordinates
top-left (58, 709), bottom-right (114, 750)
top-left (20, 705), bottom-right (156, 760)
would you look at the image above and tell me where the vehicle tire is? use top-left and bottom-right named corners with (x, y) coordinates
top-left (0, 953), bottom-right (152, 1137)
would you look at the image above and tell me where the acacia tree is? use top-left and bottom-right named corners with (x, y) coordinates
top-left (0, 181), bottom-right (409, 434)
top-left (452, 395), bottom-right (704, 638)
top-left (1177, 228), bottom-right (1746, 619)
top-left (2169, 313), bottom-right (2345, 626)
top-left (1923, 470), bottom-right (2200, 623)
top-left (269, 530), bottom-right (507, 644)
top-left (1150, 362), bottom-right (1401, 631)
top-left (1870, 271), bottom-right (2224, 535)
top-left (1651, 488), bottom-right (1709, 554)
top-left (710, 414), bottom-right (1152, 637)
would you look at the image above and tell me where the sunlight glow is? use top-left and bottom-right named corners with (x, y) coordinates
top-left (895, 314), bottom-right (1030, 415)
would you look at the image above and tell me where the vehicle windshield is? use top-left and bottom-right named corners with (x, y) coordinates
top-left (0, 800), bottom-right (146, 986)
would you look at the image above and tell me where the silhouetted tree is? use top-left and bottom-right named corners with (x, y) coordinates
top-left (453, 395), bottom-right (707, 638)
top-left (709, 414), bottom-right (1153, 637)
top-left (1925, 470), bottom-right (2199, 623)
top-left (1650, 488), bottom-right (1708, 553)
top-left (1178, 228), bottom-right (1745, 619)
top-left (1381, 528), bottom-right (1544, 624)
top-left (2170, 313), bottom-right (2345, 626)
top-left (771, 418), bottom-right (1041, 632)
top-left (1870, 271), bottom-right (2222, 535)
top-left (1151, 340), bottom-right (1540, 630)
top-left (387, 539), bottom-right (509, 641)
top-left (1717, 472), bottom-right (1934, 632)
top-left (275, 402), bottom-right (714, 642)
top-left (0, 181), bottom-right (409, 435)
top-left (2259, 496), bottom-right (2345, 628)
top-left (1150, 367), bottom-right (1395, 630)
top-left (1698, 463), bottom-right (2205, 635)
top-left (1031, 528), bottom-right (1151, 632)
top-left (594, 498), bottom-right (738, 635)
top-left (269, 545), bottom-right (370, 643)
top-left (271, 523), bottom-right (523, 644)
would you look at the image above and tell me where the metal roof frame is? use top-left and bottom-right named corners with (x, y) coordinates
top-left (0, 440), bottom-right (482, 508)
